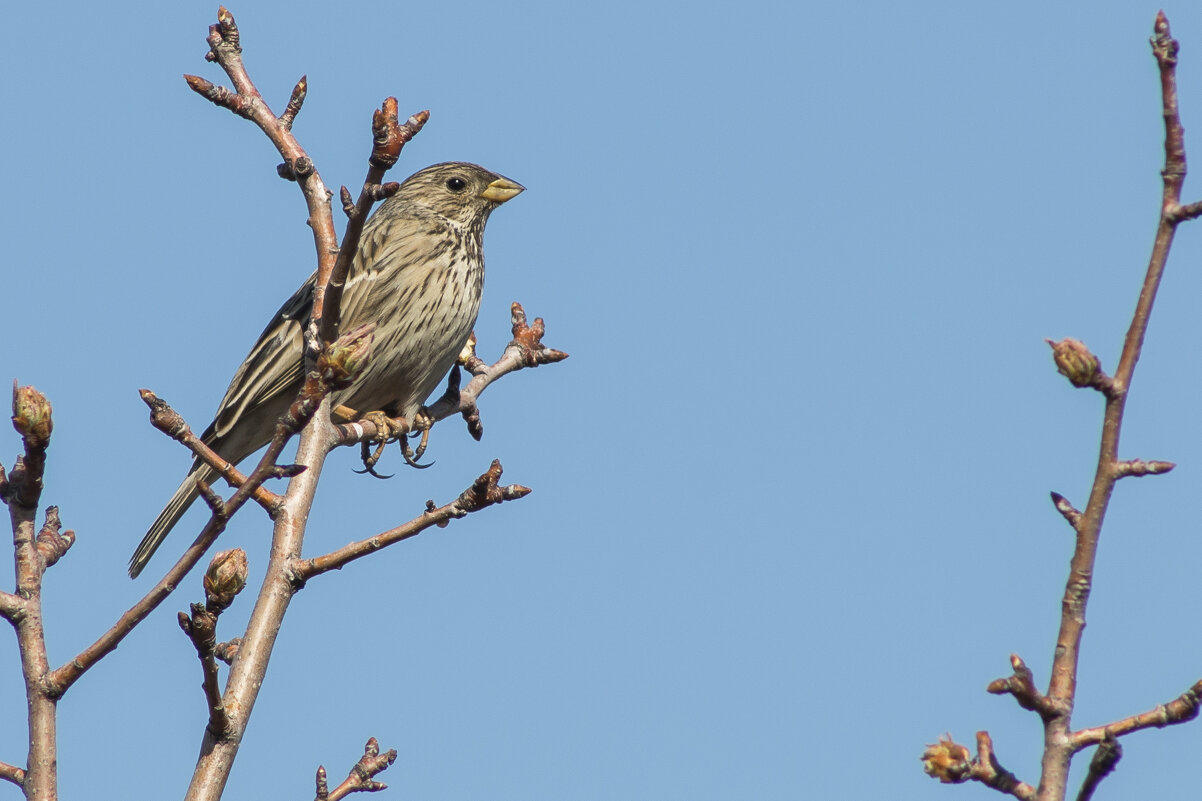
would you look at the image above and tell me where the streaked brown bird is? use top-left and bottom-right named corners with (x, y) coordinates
top-left (129, 162), bottom-right (524, 578)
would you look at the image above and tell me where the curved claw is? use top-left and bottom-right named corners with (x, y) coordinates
top-left (355, 438), bottom-right (394, 479)
top-left (354, 464), bottom-right (396, 479)
top-left (399, 432), bottom-right (434, 469)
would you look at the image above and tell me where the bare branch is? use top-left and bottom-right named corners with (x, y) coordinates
top-left (1075, 736), bottom-right (1121, 801)
top-left (317, 738), bottom-right (397, 801)
top-left (296, 460), bottom-right (530, 579)
top-left (1071, 679), bottom-right (1202, 749)
top-left (1027, 14), bottom-right (1194, 797)
top-left (6, 385), bottom-right (57, 798)
top-left (986, 654), bottom-right (1063, 720)
top-left (1112, 459), bottom-right (1175, 478)
top-left (972, 732), bottom-right (1037, 800)
top-left (928, 14), bottom-right (1202, 799)
top-left (317, 99), bottom-right (428, 346)
top-left (184, 7), bottom-right (341, 344)
top-left (140, 390), bottom-right (283, 516)
top-left (178, 549), bottom-right (250, 740)
top-left (179, 605), bottom-right (232, 740)
top-left (47, 392), bottom-right (309, 696)
top-left (0, 761), bottom-right (25, 789)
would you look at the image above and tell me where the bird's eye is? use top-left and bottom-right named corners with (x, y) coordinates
top-left (446, 177), bottom-right (467, 192)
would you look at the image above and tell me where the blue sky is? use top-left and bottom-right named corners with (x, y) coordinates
top-left (4, 1), bottom-right (1202, 799)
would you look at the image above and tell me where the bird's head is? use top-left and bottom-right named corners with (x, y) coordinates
top-left (392, 162), bottom-right (525, 226)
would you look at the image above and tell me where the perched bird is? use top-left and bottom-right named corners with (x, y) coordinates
top-left (129, 162), bottom-right (524, 578)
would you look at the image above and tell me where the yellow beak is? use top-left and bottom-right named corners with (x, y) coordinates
top-left (479, 176), bottom-right (525, 204)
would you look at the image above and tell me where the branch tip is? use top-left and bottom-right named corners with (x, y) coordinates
top-left (140, 389), bottom-right (191, 442)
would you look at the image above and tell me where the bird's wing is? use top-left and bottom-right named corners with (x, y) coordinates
top-left (205, 274), bottom-right (315, 441)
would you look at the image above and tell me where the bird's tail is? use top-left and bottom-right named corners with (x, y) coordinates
top-left (128, 463), bottom-right (216, 578)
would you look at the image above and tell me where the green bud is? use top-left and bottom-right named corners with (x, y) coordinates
top-left (12, 382), bottom-right (53, 447)
top-left (204, 548), bottom-right (248, 612)
top-left (319, 323), bottom-right (376, 390)
top-left (1046, 338), bottom-right (1099, 388)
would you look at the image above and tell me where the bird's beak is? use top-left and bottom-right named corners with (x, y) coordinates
top-left (479, 176), bottom-right (525, 204)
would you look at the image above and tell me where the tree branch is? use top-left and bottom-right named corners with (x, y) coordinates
top-left (986, 654), bottom-right (1064, 720)
top-left (184, 7), bottom-right (338, 348)
top-left (139, 389), bottom-right (284, 515)
top-left (178, 550), bottom-right (249, 740)
top-left (321, 100), bottom-right (428, 346)
top-left (296, 460), bottom-right (530, 579)
top-left (5, 384), bottom-right (57, 799)
top-left (315, 737), bottom-right (397, 801)
top-left (0, 761), bottom-right (25, 789)
top-left (927, 13), bottom-right (1202, 800)
top-left (1035, 19), bottom-right (1193, 799)
top-left (45, 387), bottom-right (316, 695)
top-left (1074, 736), bottom-right (1121, 801)
top-left (921, 732), bottom-right (1036, 799)
top-left (1070, 679), bottom-right (1202, 749)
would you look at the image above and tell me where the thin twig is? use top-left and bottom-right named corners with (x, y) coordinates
top-left (316, 737), bottom-right (397, 801)
top-left (6, 385), bottom-right (57, 799)
top-left (296, 460), bottom-right (530, 579)
top-left (1074, 736), bottom-right (1121, 801)
top-left (972, 732), bottom-right (1037, 801)
top-left (986, 655), bottom-right (1064, 720)
top-left (1035, 18), bottom-right (1192, 799)
top-left (140, 389), bottom-right (284, 515)
top-left (184, 7), bottom-right (340, 343)
top-left (46, 390), bottom-right (309, 696)
top-left (319, 100), bottom-right (428, 346)
top-left (1070, 679), bottom-right (1202, 749)
top-left (179, 604), bottom-right (232, 740)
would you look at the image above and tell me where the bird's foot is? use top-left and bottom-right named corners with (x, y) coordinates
top-left (348, 408), bottom-right (434, 476)
top-left (354, 410), bottom-right (401, 478)
top-left (400, 408), bottom-right (434, 469)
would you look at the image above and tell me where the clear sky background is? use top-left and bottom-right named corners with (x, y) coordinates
top-left (3, 2), bottom-right (1202, 799)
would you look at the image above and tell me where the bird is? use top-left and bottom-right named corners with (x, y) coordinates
top-left (129, 161), bottom-right (524, 578)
